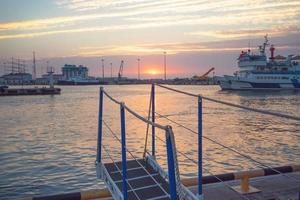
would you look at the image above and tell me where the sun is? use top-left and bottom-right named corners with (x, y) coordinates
top-left (147, 69), bottom-right (159, 75)
top-left (150, 70), bottom-right (157, 75)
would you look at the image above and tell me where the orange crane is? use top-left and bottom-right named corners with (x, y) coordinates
top-left (118, 60), bottom-right (124, 80)
top-left (192, 67), bottom-right (215, 81)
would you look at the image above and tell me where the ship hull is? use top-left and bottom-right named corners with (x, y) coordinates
top-left (57, 80), bottom-right (107, 85)
top-left (0, 87), bottom-right (61, 96)
top-left (220, 80), bottom-right (300, 90)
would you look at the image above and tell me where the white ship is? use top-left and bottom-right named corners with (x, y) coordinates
top-left (219, 35), bottom-right (300, 90)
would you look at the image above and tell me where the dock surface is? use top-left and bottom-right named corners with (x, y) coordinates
top-left (192, 171), bottom-right (300, 200)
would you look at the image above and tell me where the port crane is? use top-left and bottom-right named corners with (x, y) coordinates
top-left (192, 67), bottom-right (215, 81)
top-left (118, 60), bottom-right (124, 80)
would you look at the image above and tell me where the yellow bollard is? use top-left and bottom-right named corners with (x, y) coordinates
top-left (232, 174), bottom-right (261, 194)
top-left (240, 175), bottom-right (249, 192)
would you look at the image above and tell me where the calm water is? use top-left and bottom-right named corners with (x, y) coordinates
top-left (0, 85), bottom-right (299, 199)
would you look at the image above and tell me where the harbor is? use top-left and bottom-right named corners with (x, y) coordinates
top-left (1, 0), bottom-right (300, 199)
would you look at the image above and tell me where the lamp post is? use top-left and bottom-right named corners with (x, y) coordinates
top-left (163, 52), bottom-right (167, 81)
top-left (101, 58), bottom-right (104, 79)
top-left (137, 58), bottom-right (140, 80)
top-left (110, 63), bottom-right (113, 78)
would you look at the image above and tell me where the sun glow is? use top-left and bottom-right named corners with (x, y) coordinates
top-left (150, 70), bottom-right (158, 75)
top-left (146, 69), bottom-right (161, 75)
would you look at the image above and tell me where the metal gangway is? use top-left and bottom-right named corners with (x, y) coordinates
top-left (95, 84), bottom-right (300, 200)
top-left (95, 85), bottom-right (200, 200)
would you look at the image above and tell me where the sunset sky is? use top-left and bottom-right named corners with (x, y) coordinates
top-left (0, 0), bottom-right (300, 78)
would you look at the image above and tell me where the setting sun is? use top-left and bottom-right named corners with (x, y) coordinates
top-left (149, 70), bottom-right (158, 75)
top-left (144, 67), bottom-right (162, 76)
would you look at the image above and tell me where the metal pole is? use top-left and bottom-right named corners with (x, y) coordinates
top-left (11, 57), bottom-right (13, 73)
top-left (198, 95), bottom-right (203, 199)
top-left (120, 102), bottom-right (128, 200)
top-left (163, 52), bottom-right (166, 81)
top-left (33, 51), bottom-right (36, 81)
top-left (97, 87), bottom-right (104, 163)
top-left (110, 63), bottom-right (113, 78)
top-left (101, 58), bottom-right (104, 79)
top-left (151, 84), bottom-right (155, 157)
top-left (137, 58), bottom-right (140, 80)
top-left (166, 126), bottom-right (177, 200)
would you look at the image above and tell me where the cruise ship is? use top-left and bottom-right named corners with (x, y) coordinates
top-left (219, 36), bottom-right (300, 90)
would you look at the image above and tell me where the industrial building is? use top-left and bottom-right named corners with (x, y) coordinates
top-left (62, 64), bottom-right (88, 80)
top-left (0, 73), bottom-right (32, 85)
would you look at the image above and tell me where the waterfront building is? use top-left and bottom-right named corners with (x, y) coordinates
top-left (42, 74), bottom-right (64, 83)
top-left (62, 64), bottom-right (88, 80)
top-left (0, 73), bottom-right (32, 85)
top-left (35, 74), bottom-right (64, 85)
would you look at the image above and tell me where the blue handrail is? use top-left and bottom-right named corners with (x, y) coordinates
top-left (120, 103), bottom-right (128, 200)
top-left (155, 83), bottom-right (300, 121)
top-left (166, 126), bottom-right (177, 200)
top-left (151, 84), bottom-right (156, 157)
top-left (198, 96), bottom-right (203, 199)
top-left (97, 87), bottom-right (103, 163)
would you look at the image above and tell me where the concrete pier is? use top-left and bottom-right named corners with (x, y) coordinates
top-left (25, 171), bottom-right (300, 200)
top-left (0, 87), bottom-right (61, 96)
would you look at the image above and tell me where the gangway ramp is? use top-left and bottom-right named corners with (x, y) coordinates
top-left (96, 87), bottom-right (197, 200)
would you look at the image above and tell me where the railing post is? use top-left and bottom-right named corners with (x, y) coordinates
top-left (165, 126), bottom-right (177, 200)
top-left (198, 95), bottom-right (203, 200)
top-left (120, 102), bottom-right (128, 200)
top-left (151, 84), bottom-right (156, 157)
top-left (97, 87), bottom-right (103, 163)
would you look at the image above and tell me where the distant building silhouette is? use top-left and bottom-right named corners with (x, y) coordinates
top-left (0, 73), bottom-right (32, 85)
top-left (62, 64), bottom-right (88, 80)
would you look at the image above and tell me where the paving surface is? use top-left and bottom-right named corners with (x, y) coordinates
top-left (190, 171), bottom-right (300, 200)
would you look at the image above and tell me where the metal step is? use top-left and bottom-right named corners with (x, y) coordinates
top-left (101, 159), bottom-right (174, 200)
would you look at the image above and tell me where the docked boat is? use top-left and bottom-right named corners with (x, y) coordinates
top-left (0, 87), bottom-right (61, 96)
top-left (57, 77), bottom-right (106, 85)
top-left (219, 35), bottom-right (300, 90)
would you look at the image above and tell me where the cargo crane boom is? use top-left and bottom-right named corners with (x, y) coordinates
top-left (192, 67), bottom-right (215, 81)
top-left (118, 60), bottom-right (124, 80)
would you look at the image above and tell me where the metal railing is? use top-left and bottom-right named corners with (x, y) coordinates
top-left (96, 86), bottom-right (193, 200)
top-left (96, 84), bottom-right (299, 200)
top-left (154, 83), bottom-right (300, 198)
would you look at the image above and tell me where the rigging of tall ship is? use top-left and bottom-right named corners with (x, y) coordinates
top-left (219, 35), bottom-right (300, 90)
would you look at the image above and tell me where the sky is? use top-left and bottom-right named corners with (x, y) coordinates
top-left (0, 0), bottom-right (300, 78)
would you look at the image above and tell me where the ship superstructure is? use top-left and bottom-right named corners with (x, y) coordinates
top-left (220, 35), bottom-right (300, 90)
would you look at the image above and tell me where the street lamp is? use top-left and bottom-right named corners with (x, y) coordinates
top-left (163, 51), bottom-right (167, 81)
top-left (137, 58), bottom-right (140, 80)
top-left (110, 63), bottom-right (113, 78)
top-left (101, 58), bottom-right (104, 79)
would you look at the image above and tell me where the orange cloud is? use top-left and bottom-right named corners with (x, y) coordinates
top-left (189, 24), bottom-right (300, 39)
